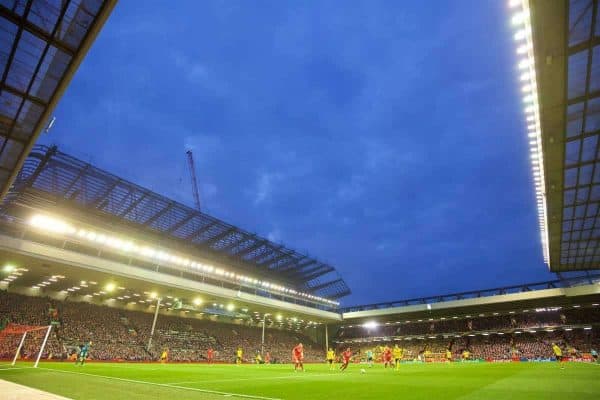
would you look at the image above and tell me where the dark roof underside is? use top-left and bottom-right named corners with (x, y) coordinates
top-left (7, 145), bottom-right (351, 299)
top-left (0, 0), bottom-right (116, 201)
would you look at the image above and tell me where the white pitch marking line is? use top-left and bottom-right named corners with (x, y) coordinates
top-left (0, 366), bottom-right (34, 371)
top-left (170, 372), bottom-right (340, 385)
top-left (36, 367), bottom-right (282, 400)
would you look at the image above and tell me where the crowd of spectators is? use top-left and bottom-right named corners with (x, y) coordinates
top-left (2, 290), bottom-right (599, 363)
top-left (337, 328), bottom-right (600, 361)
top-left (346, 330), bottom-right (599, 362)
top-left (0, 291), bottom-right (321, 362)
top-left (337, 307), bottom-right (600, 339)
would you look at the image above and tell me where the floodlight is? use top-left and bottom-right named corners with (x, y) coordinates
top-left (3, 264), bottom-right (15, 273)
top-left (511, 10), bottom-right (529, 26)
top-left (363, 321), bottom-right (378, 329)
top-left (508, 0), bottom-right (521, 8)
top-left (514, 30), bottom-right (526, 41)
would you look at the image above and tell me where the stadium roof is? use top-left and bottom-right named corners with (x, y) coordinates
top-left (0, 0), bottom-right (116, 202)
top-left (339, 273), bottom-right (600, 323)
top-left (4, 145), bottom-right (351, 301)
top-left (523, 0), bottom-right (600, 271)
top-left (0, 245), bottom-right (342, 325)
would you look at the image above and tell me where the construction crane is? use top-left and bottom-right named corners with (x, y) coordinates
top-left (185, 150), bottom-right (202, 212)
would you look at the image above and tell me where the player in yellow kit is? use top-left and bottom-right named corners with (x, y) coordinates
top-left (446, 348), bottom-right (453, 363)
top-left (236, 347), bottom-right (243, 365)
top-left (462, 349), bottom-right (470, 361)
top-left (552, 343), bottom-right (564, 369)
top-left (326, 348), bottom-right (335, 370)
top-left (392, 344), bottom-right (403, 370)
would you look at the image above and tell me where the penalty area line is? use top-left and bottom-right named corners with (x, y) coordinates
top-left (36, 367), bottom-right (282, 400)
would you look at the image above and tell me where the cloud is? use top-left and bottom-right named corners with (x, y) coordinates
top-left (267, 228), bottom-right (282, 243)
top-left (174, 54), bottom-right (208, 83)
top-left (363, 137), bottom-right (424, 172)
top-left (172, 53), bottom-right (228, 96)
top-left (201, 182), bottom-right (218, 199)
top-left (337, 174), bottom-right (365, 201)
top-left (253, 171), bottom-right (283, 205)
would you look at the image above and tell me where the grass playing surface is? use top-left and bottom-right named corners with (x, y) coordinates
top-left (0, 361), bottom-right (598, 399)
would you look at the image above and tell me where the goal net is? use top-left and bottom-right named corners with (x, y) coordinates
top-left (0, 323), bottom-right (53, 368)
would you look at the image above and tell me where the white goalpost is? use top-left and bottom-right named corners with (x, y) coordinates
top-left (1, 323), bottom-right (53, 368)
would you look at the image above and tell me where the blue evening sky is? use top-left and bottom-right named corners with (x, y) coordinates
top-left (41, 0), bottom-right (555, 305)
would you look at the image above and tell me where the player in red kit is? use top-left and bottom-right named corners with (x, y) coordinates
top-left (340, 348), bottom-right (352, 371)
top-left (292, 343), bottom-right (304, 371)
top-left (207, 348), bottom-right (214, 364)
top-left (383, 346), bottom-right (393, 368)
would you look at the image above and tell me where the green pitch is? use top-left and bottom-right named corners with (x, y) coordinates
top-left (0, 361), bottom-right (598, 399)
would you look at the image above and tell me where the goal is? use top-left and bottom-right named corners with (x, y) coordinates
top-left (0, 323), bottom-right (52, 368)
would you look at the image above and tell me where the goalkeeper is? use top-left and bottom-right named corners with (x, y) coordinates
top-left (76, 341), bottom-right (91, 365)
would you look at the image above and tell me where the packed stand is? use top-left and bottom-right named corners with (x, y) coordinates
top-left (343, 330), bottom-right (600, 362)
top-left (0, 290), bottom-right (321, 363)
top-left (337, 308), bottom-right (600, 339)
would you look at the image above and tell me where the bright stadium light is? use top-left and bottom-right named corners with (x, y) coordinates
top-left (363, 321), bottom-right (378, 329)
top-left (517, 59), bottom-right (531, 70)
top-left (29, 215), bottom-right (76, 235)
top-left (226, 303), bottom-right (235, 312)
top-left (509, 0), bottom-right (521, 7)
top-left (508, 0), bottom-right (550, 265)
top-left (27, 214), bottom-right (340, 306)
top-left (522, 94), bottom-right (536, 103)
top-left (511, 10), bottom-right (529, 25)
top-left (193, 298), bottom-right (203, 306)
top-left (105, 283), bottom-right (116, 292)
top-left (517, 44), bottom-right (531, 55)
top-left (3, 264), bottom-right (15, 273)
top-left (514, 29), bottom-right (526, 41)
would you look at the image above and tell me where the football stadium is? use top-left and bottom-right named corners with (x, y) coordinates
top-left (0, 0), bottom-right (599, 399)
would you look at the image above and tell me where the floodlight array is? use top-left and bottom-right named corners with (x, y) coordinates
top-left (509, 0), bottom-right (549, 265)
top-left (0, 265), bottom-right (29, 286)
top-left (28, 214), bottom-right (339, 306)
top-left (31, 274), bottom-right (65, 290)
